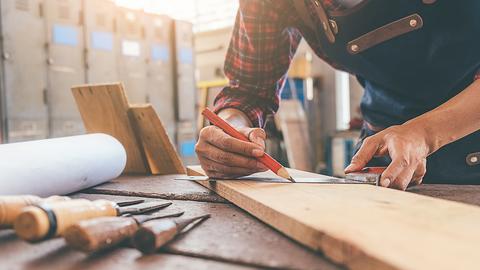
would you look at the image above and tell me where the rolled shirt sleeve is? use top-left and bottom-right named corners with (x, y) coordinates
top-left (214, 0), bottom-right (302, 127)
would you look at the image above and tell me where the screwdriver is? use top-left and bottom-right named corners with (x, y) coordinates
top-left (64, 211), bottom-right (185, 253)
top-left (0, 195), bottom-right (70, 229)
top-left (14, 199), bottom-right (171, 242)
top-left (133, 214), bottom-right (211, 254)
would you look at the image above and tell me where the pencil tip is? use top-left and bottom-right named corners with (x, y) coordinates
top-left (277, 168), bottom-right (295, 182)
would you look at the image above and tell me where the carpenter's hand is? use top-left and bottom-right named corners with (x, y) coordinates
top-left (345, 125), bottom-right (430, 190)
top-left (195, 126), bottom-right (268, 178)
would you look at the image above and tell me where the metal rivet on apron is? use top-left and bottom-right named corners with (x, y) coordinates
top-left (329, 20), bottom-right (338, 34)
top-left (350, 44), bottom-right (359, 52)
top-left (466, 153), bottom-right (480, 166)
top-left (409, 19), bottom-right (418, 27)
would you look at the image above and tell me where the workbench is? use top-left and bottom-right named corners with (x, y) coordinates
top-left (1, 174), bottom-right (479, 270)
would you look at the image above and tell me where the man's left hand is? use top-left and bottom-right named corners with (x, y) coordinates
top-left (345, 124), bottom-right (430, 190)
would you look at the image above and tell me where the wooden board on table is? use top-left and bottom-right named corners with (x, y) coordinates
top-left (72, 83), bottom-right (148, 174)
top-left (129, 105), bottom-right (186, 175)
top-left (188, 165), bottom-right (480, 270)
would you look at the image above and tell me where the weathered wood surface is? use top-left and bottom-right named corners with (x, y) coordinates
top-left (86, 174), bottom-right (226, 203)
top-left (0, 230), bottom-right (256, 270)
top-left (189, 166), bottom-right (480, 270)
top-left (408, 184), bottom-right (480, 207)
top-left (71, 83), bottom-right (148, 174)
top-left (72, 194), bottom-right (340, 270)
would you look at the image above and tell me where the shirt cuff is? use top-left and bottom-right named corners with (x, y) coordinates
top-left (213, 87), bottom-right (270, 128)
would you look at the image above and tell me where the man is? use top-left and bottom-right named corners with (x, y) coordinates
top-left (195, 0), bottom-right (480, 190)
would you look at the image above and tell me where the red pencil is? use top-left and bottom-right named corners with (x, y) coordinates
top-left (202, 108), bottom-right (295, 182)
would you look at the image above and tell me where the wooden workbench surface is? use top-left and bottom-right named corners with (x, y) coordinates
top-left (2, 174), bottom-right (480, 270)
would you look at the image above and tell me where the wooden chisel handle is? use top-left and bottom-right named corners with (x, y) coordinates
top-left (133, 219), bottom-right (178, 254)
top-left (14, 199), bottom-right (117, 242)
top-left (0, 195), bottom-right (69, 229)
top-left (64, 217), bottom-right (138, 253)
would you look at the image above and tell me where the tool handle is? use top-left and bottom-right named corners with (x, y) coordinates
top-left (14, 199), bottom-right (117, 242)
top-left (133, 219), bottom-right (178, 254)
top-left (0, 195), bottom-right (69, 229)
top-left (64, 217), bottom-right (138, 253)
top-left (202, 108), bottom-right (283, 173)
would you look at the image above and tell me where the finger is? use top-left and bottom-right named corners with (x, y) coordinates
top-left (200, 158), bottom-right (263, 178)
top-left (389, 164), bottom-right (416, 190)
top-left (410, 159), bottom-right (426, 186)
top-left (345, 137), bottom-right (380, 173)
top-left (204, 127), bottom-right (265, 157)
top-left (381, 155), bottom-right (414, 189)
top-left (198, 143), bottom-right (266, 170)
top-left (240, 128), bottom-right (266, 149)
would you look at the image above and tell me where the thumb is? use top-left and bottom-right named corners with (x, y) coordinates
top-left (345, 137), bottom-right (379, 173)
top-left (239, 128), bottom-right (266, 150)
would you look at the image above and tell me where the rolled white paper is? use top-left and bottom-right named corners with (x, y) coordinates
top-left (0, 134), bottom-right (127, 196)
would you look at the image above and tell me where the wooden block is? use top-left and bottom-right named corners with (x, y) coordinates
top-left (129, 105), bottom-right (186, 175)
top-left (72, 83), bottom-right (148, 174)
top-left (188, 165), bottom-right (480, 270)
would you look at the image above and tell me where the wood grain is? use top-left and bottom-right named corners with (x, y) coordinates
top-left (14, 199), bottom-right (118, 242)
top-left (64, 217), bottom-right (139, 253)
top-left (188, 166), bottom-right (480, 270)
top-left (129, 105), bottom-right (186, 175)
top-left (72, 83), bottom-right (148, 174)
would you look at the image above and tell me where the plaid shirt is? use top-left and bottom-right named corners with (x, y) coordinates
top-left (214, 0), bottom-right (480, 128)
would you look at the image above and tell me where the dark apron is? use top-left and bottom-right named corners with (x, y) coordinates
top-left (295, 0), bottom-right (480, 184)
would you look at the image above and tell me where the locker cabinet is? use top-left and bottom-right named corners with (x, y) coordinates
top-left (172, 20), bottom-right (196, 122)
top-left (145, 13), bottom-right (175, 139)
top-left (116, 7), bottom-right (147, 104)
top-left (43, 0), bottom-right (86, 137)
top-left (0, 0), bottom-right (49, 142)
top-left (83, 0), bottom-right (118, 83)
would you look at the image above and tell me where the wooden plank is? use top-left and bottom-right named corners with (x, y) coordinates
top-left (275, 100), bottom-right (313, 171)
top-left (0, 230), bottom-right (256, 270)
top-left (85, 174), bottom-right (227, 203)
top-left (188, 166), bottom-right (480, 270)
top-left (129, 105), bottom-right (186, 175)
top-left (72, 83), bottom-right (148, 174)
top-left (72, 193), bottom-right (340, 270)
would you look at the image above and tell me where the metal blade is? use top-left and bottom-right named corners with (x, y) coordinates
top-left (175, 176), bottom-right (377, 185)
top-left (119, 201), bottom-right (172, 215)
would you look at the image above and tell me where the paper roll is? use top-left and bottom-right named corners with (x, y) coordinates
top-left (0, 134), bottom-right (127, 196)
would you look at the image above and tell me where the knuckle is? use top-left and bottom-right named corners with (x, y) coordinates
top-left (246, 159), bottom-right (257, 168)
top-left (195, 142), bottom-right (204, 153)
top-left (218, 153), bottom-right (232, 163)
top-left (199, 126), bottom-right (212, 138)
top-left (363, 137), bottom-right (374, 145)
top-left (220, 137), bottom-right (233, 149)
top-left (398, 157), bottom-right (409, 168)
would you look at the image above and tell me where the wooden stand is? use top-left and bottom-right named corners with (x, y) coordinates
top-left (72, 83), bottom-right (185, 175)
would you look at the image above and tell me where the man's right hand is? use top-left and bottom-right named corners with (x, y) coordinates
top-left (195, 125), bottom-right (269, 179)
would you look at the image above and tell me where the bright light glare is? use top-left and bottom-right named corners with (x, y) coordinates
top-left (114, 0), bottom-right (239, 32)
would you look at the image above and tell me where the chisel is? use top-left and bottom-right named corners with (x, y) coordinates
top-left (0, 195), bottom-right (70, 229)
top-left (64, 211), bottom-right (185, 253)
top-left (133, 214), bottom-right (211, 254)
top-left (14, 199), bottom-right (171, 242)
